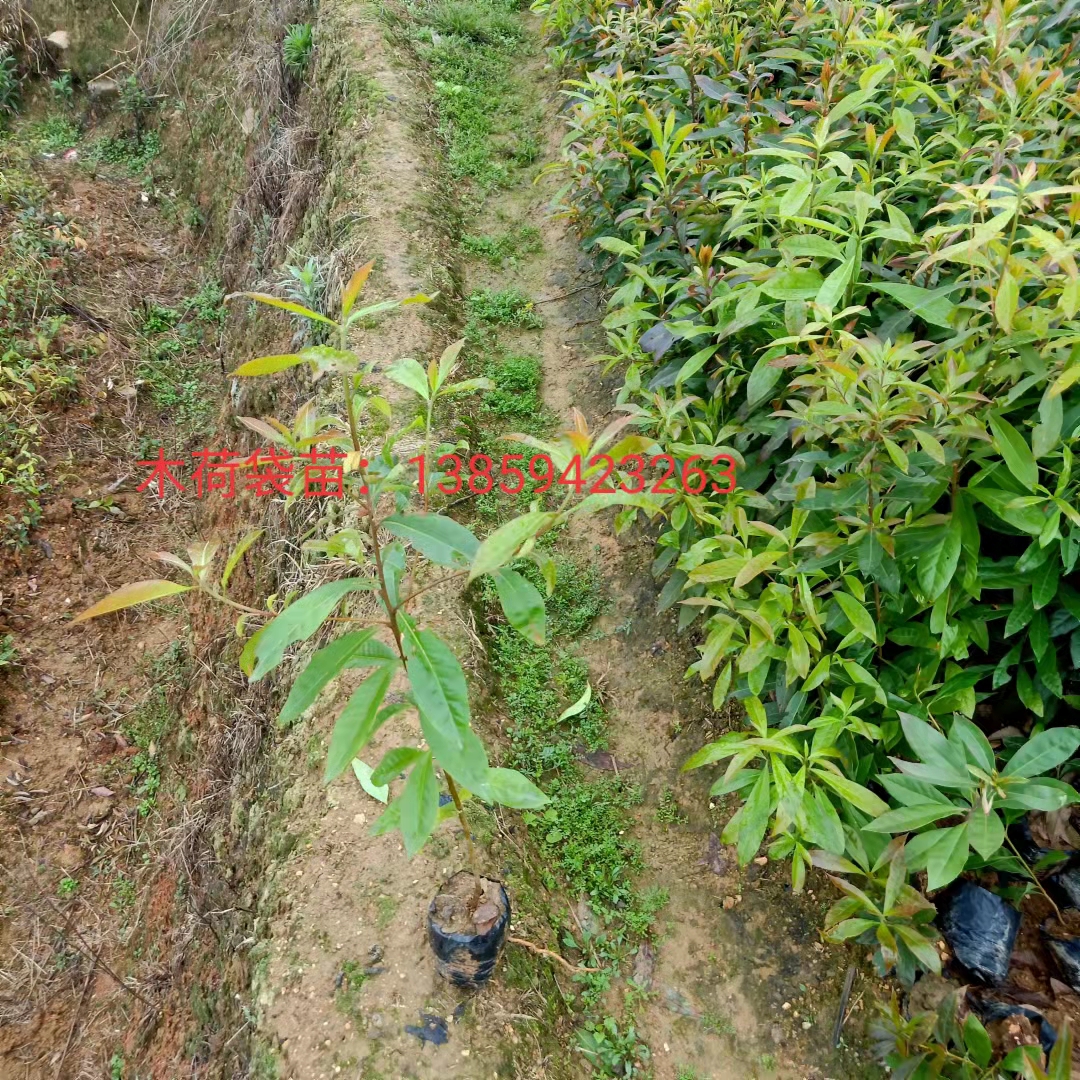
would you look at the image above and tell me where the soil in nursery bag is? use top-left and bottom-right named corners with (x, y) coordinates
top-left (428, 871), bottom-right (509, 989)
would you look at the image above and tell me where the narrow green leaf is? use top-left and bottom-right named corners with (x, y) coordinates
top-left (402, 624), bottom-right (470, 751)
top-left (221, 528), bottom-right (263, 589)
top-left (279, 629), bottom-right (382, 725)
top-left (381, 513), bottom-right (479, 567)
top-left (1002, 728), bottom-right (1080, 778)
top-left (557, 682), bottom-right (592, 723)
top-left (483, 767), bottom-right (548, 808)
top-left (876, 282), bottom-right (956, 329)
top-left (73, 579), bottom-right (192, 623)
top-left (371, 746), bottom-right (425, 786)
top-left (493, 568), bottom-right (547, 645)
top-left (925, 824), bottom-right (970, 891)
top-left (399, 752), bottom-right (439, 857)
top-left (468, 512), bottom-right (559, 582)
top-left (252, 579), bottom-right (375, 680)
top-left (324, 665), bottom-right (393, 783)
top-left (833, 591), bottom-right (877, 644)
top-left (231, 291), bottom-right (339, 328)
top-left (917, 517), bottom-right (962, 601)
top-left (230, 353), bottom-right (309, 377)
top-left (351, 758), bottom-right (389, 803)
top-left (989, 413), bottom-right (1038, 492)
top-left (863, 803), bottom-right (960, 833)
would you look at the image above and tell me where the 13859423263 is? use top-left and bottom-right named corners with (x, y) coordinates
top-left (416, 451), bottom-right (737, 496)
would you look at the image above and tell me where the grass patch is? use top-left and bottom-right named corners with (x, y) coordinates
top-left (134, 282), bottom-right (225, 438)
top-left (27, 114), bottom-right (81, 154)
top-left (0, 150), bottom-right (83, 545)
top-left (334, 960), bottom-right (369, 1021)
top-left (483, 352), bottom-right (544, 422)
top-left (461, 223), bottom-right (541, 266)
top-left (466, 287), bottom-right (542, 330)
top-left (387, 0), bottom-right (538, 194)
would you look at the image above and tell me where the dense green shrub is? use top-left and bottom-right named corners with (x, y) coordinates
top-left (538, 0), bottom-right (1080, 991)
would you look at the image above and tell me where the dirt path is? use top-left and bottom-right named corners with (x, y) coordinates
top-left (249, 6), bottom-right (880, 1080)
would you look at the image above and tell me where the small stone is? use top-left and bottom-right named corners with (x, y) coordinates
top-left (782, 1002), bottom-right (791, 1010)
top-left (461, 1050), bottom-right (470, 1058)
top-left (753, 856), bottom-right (768, 866)
top-left (802, 1021), bottom-right (812, 1029)
top-left (722, 896), bottom-right (737, 910)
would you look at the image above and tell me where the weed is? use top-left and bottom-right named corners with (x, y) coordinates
top-left (334, 959), bottom-right (368, 1020)
top-left (461, 223), bottom-right (541, 266)
top-left (676, 1068), bottom-right (707, 1080)
top-left (109, 1052), bottom-right (125, 1080)
top-left (88, 131), bottom-right (161, 175)
top-left (111, 874), bottom-right (137, 912)
top-left (283, 23), bottom-right (315, 75)
top-left (655, 787), bottom-right (687, 826)
top-left (50, 73), bottom-right (74, 103)
top-left (0, 54), bottom-right (18, 116)
top-left (577, 1016), bottom-right (650, 1078)
top-left (28, 115), bottom-right (80, 154)
top-left (758, 1054), bottom-right (776, 1072)
top-left (483, 352), bottom-right (544, 423)
top-left (389, 0), bottom-right (536, 192)
top-left (0, 634), bottom-right (18, 669)
top-left (702, 1012), bottom-right (736, 1038)
top-left (466, 287), bottom-right (542, 329)
top-left (376, 895), bottom-right (398, 929)
top-left (57, 876), bottom-right (78, 897)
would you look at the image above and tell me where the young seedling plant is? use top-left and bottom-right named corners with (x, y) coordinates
top-left (73, 263), bottom-right (655, 913)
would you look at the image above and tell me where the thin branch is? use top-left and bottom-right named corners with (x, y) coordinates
top-left (507, 936), bottom-right (599, 974)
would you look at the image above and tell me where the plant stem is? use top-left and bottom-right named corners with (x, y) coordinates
top-left (1005, 833), bottom-right (1063, 921)
top-left (446, 773), bottom-right (482, 899)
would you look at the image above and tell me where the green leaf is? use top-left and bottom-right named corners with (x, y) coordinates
top-left (967, 808), bottom-right (1004, 859)
top-left (1048, 1018), bottom-right (1073, 1080)
top-left (399, 752), bottom-right (439, 857)
top-left (493, 568), bottom-right (547, 645)
top-left (279, 629), bottom-right (387, 725)
top-left (876, 282), bottom-right (956, 328)
top-left (483, 767), bottom-right (548, 808)
top-left (815, 257), bottom-right (855, 313)
top-left (252, 579), bottom-right (375, 680)
top-left (1002, 728), bottom-right (1080, 778)
top-left (381, 513), bottom-right (479, 567)
top-left (371, 746), bottom-right (426, 786)
top-left (863, 804), bottom-right (960, 833)
top-left (761, 268), bottom-right (823, 301)
top-left (949, 717), bottom-right (994, 773)
top-left (402, 624), bottom-right (470, 751)
top-left (557, 682), bottom-right (592, 722)
top-left (351, 758), bottom-right (389, 803)
top-left (221, 529), bottom-right (264, 588)
top-left (595, 235), bottom-right (640, 258)
top-left (229, 353), bottom-right (309, 377)
top-left (989, 413), bottom-right (1038, 492)
top-left (918, 518), bottom-right (962, 601)
top-left (962, 1013), bottom-right (993, 1069)
top-left (324, 665), bottom-right (394, 783)
top-left (995, 268), bottom-right (1019, 334)
top-left (925, 824), bottom-right (970, 891)
top-left (900, 713), bottom-right (969, 778)
top-left (745, 353), bottom-right (783, 410)
top-left (340, 260), bottom-right (374, 318)
top-left (1032, 558), bottom-right (1061, 610)
top-left (73, 579), bottom-right (193, 623)
top-left (384, 357), bottom-right (431, 401)
top-left (468, 512), bottom-right (559, 582)
top-left (833, 591), bottom-right (877, 644)
top-left (728, 767), bottom-right (771, 865)
top-left (231, 291), bottom-right (339, 328)
top-left (812, 770), bottom-right (889, 816)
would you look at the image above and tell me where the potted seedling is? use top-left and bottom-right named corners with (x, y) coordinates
top-left (74, 264), bottom-right (656, 985)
